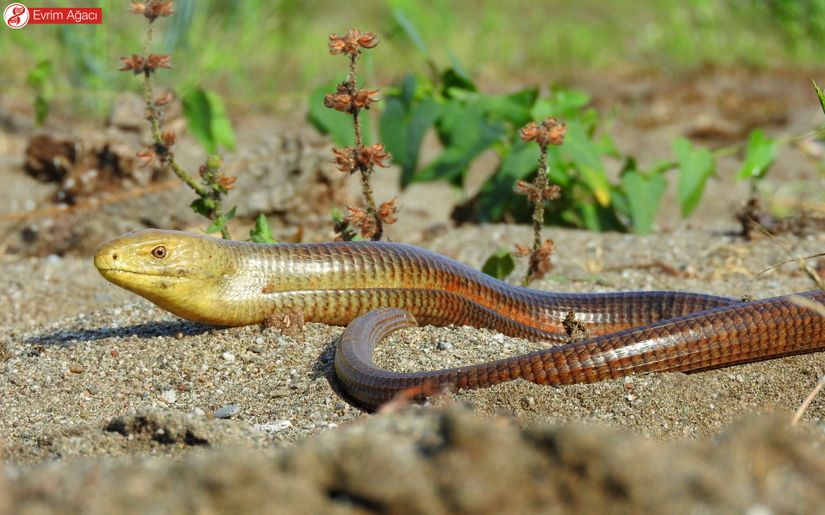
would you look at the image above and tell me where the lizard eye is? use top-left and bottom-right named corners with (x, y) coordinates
top-left (151, 245), bottom-right (168, 259)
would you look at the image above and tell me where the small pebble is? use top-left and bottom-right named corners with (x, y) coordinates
top-left (160, 390), bottom-right (177, 403)
top-left (254, 420), bottom-right (293, 433)
top-left (246, 346), bottom-right (264, 354)
top-left (69, 364), bottom-right (85, 374)
top-left (192, 407), bottom-right (206, 417)
top-left (254, 337), bottom-right (265, 346)
top-left (521, 396), bottom-right (536, 409)
top-left (222, 352), bottom-right (236, 363)
top-left (213, 404), bottom-right (241, 419)
top-left (436, 341), bottom-right (453, 351)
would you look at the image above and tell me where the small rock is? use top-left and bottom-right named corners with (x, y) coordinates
top-left (160, 390), bottom-right (177, 403)
top-left (107, 92), bottom-right (147, 130)
top-left (521, 396), bottom-right (536, 409)
top-left (254, 337), bottom-right (265, 346)
top-left (246, 345), bottom-right (264, 354)
top-left (192, 407), bottom-right (206, 417)
top-left (222, 352), bottom-right (236, 363)
top-left (253, 420), bottom-right (293, 433)
top-left (69, 364), bottom-right (85, 374)
top-left (213, 404), bottom-right (240, 419)
top-left (437, 341), bottom-right (453, 351)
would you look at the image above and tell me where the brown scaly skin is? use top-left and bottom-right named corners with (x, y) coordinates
top-left (95, 229), bottom-right (825, 408)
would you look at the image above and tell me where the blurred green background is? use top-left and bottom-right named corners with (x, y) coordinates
top-left (3, 0), bottom-right (825, 117)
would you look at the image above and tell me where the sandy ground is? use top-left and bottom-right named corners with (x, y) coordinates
top-left (1, 224), bottom-right (824, 513)
top-left (1, 69), bottom-right (825, 512)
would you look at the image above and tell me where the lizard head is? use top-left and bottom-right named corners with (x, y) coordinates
top-left (94, 229), bottom-right (235, 324)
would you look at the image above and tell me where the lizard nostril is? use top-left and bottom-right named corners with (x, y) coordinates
top-left (112, 253), bottom-right (118, 260)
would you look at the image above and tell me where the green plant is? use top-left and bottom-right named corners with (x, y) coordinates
top-left (249, 214), bottom-right (277, 243)
top-left (310, 12), bottom-right (825, 238)
top-left (26, 60), bottom-right (54, 126)
top-left (181, 87), bottom-right (236, 154)
top-left (315, 60), bottom-right (825, 237)
top-left (371, 70), bottom-right (632, 231)
top-left (481, 248), bottom-right (515, 280)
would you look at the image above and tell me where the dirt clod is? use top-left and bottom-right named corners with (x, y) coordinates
top-left (3, 407), bottom-right (824, 514)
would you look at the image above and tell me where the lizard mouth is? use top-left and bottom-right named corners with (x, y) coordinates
top-left (96, 267), bottom-right (188, 281)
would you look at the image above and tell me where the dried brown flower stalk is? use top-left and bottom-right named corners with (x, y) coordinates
top-left (120, 0), bottom-right (236, 239)
top-left (325, 29), bottom-right (396, 241)
top-left (515, 117), bottom-right (567, 284)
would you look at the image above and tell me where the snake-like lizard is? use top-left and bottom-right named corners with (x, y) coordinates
top-left (94, 229), bottom-right (825, 408)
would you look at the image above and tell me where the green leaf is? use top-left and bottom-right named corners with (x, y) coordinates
top-left (415, 103), bottom-right (504, 184)
top-left (673, 138), bottom-right (714, 217)
top-left (576, 201), bottom-right (603, 232)
top-left (190, 197), bottom-right (216, 217)
top-left (441, 67), bottom-right (477, 96)
top-left (814, 80), bottom-right (825, 116)
top-left (380, 75), bottom-right (441, 186)
top-left (476, 140), bottom-right (540, 221)
top-left (391, 8), bottom-right (429, 57)
top-left (447, 50), bottom-right (470, 81)
top-left (737, 129), bottom-right (777, 180)
top-left (205, 206), bottom-right (236, 234)
top-left (182, 88), bottom-right (236, 153)
top-left (205, 219), bottom-right (224, 234)
top-left (33, 96), bottom-right (49, 127)
top-left (474, 88), bottom-right (539, 126)
top-left (26, 60), bottom-right (54, 89)
top-left (531, 88), bottom-right (591, 120)
top-left (551, 88), bottom-right (591, 113)
top-left (26, 60), bottom-right (53, 126)
top-left (249, 214), bottom-right (276, 243)
top-left (205, 90), bottom-right (236, 151)
top-left (182, 89), bottom-right (215, 153)
top-left (481, 249), bottom-right (515, 279)
top-left (561, 120), bottom-right (611, 206)
top-left (620, 170), bottom-right (666, 234)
